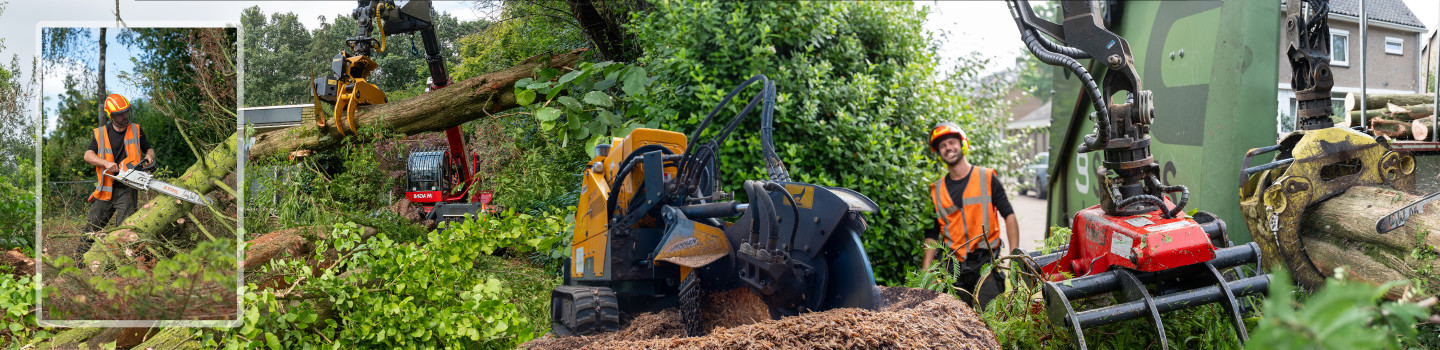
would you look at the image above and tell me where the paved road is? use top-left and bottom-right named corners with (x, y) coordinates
top-left (1008, 191), bottom-right (1049, 251)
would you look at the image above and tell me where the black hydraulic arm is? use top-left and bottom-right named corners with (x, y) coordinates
top-left (1007, 0), bottom-right (1187, 218)
top-left (1285, 0), bottom-right (1336, 130)
top-left (347, 0), bottom-right (451, 89)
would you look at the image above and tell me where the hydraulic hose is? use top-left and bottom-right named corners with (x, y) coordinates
top-left (1113, 194), bottom-right (1173, 219)
top-left (758, 83), bottom-right (789, 181)
top-left (605, 145), bottom-right (676, 221)
top-left (762, 182), bottom-right (801, 250)
top-left (1149, 175), bottom-right (1189, 219)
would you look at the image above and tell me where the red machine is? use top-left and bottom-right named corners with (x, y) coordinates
top-left (1044, 198), bottom-right (1215, 278)
top-left (404, 125), bottom-right (493, 222)
top-left (1007, 1), bottom-right (1270, 349)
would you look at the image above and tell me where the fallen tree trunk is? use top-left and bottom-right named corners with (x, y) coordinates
top-left (248, 48), bottom-right (588, 161)
top-left (83, 134), bottom-right (238, 271)
top-left (1298, 186), bottom-right (1440, 300)
top-left (1346, 92), bottom-right (1437, 113)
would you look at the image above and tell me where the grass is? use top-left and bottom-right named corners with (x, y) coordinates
top-left (476, 252), bottom-right (562, 339)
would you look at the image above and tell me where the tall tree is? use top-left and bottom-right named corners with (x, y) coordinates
top-left (0, 2), bottom-right (37, 174)
top-left (97, 27), bottom-right (105, 127)
top-left (40, 74), bottom-right (97, 182)
top-left (42, 28), bottom-right (102, 129)
top-left (241, 6), bottom-right (312, 107)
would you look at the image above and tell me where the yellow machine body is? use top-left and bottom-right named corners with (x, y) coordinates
top-left (1239, 127), bottom-right (1415, 288)
top-left (572, 128), bottom-right (720, 280)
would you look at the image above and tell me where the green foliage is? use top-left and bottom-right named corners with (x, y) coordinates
top-left (512, 60), bottom-right (662, 153)
top-left (0, 160), bottom-right (35, 252)
top-left (223, 222), bottom-right (550, 349)
top-left (453, 1), bottom-right (588, 80)
top-left (620, 0), bottom-right (1021, 284)
top-left (0, 274), bottom-right (50, 347)
top-left (480, 116), bottom-right (590, 213)
top-left (441, 208), bottom-right (572, 259)
top-left (1247, 268), bottom-right (1430, 349)
top-left (326, 143), bottom-right (392, 211)
top-left (117, 28), bottom-right (236, 148)
top-left (40, 74), bottom-right (96, 182)
top-left (245, 128), bottom-right (411, 239)
top-left (901, 239), bottom-right (961, 295)
top-left (1014, 1), bottom-right (1058, 100)
top-left (240, 8), bottom-right (313, 108)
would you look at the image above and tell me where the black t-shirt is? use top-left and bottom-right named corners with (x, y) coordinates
top-left (924, 168), bottom-right (1014, 242)
top-left (87, 124), bottom-right (151, 189)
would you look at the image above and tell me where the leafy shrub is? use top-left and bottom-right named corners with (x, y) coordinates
top-left (223, 222), bottom-right (551, 349)
top-left (0, 168), bottom-right (34, 252)
top-left (0, 274), bottom-right (50, 346)
top-left (1247, 268), bottom-right (1430, 349)
top-left (441, 207), bottom-right (573, 259)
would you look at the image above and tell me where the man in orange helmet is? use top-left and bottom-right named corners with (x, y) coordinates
top-left (921, 122), bottom-right (1020, 309)
top-left (80, 94), bottom-right (154, 242)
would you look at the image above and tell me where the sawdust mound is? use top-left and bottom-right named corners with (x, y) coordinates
top-left (522, 286), bottom-right (999, 350)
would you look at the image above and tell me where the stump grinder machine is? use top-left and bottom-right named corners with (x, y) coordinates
top-left (1239, 0), bottom-right (1420, 290)
top-left (312, 0), bottom-right (493, 223)
top-left (1007, 1), bottom-right (1271, 348)
top-left (550, 75), bottom-right (881, 337)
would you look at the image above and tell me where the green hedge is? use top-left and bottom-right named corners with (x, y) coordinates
top-left (631, 0), bottom-right (1020, 284)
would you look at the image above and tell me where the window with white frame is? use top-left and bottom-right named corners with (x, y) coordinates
top-left (1331, 29), bottom-right (1350, 66)
top-left (1385, 37), bottom-right (1404, 55)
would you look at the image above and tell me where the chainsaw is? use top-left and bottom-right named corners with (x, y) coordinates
top-left (106, 160), bottom-right (212, 207)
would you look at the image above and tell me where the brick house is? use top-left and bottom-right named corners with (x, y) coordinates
top-left (1277, 0), bottom-right (1428, 134)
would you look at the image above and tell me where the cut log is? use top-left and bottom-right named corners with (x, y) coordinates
top-left (1346, 92), bottom-right (1437, 113)
top-left (1414, 117), bottom-right (1437, 141)
top-left (1298, 186), bottom-right (1440, 300)
top-left (1348, 104), bottom-right (1436, 125)
top-left (83, 134), bottom-right (238, 271)
top-left (1369, 118), bottom-right (1411, 138)
top-left (247, 48), bottom-right (588, 161)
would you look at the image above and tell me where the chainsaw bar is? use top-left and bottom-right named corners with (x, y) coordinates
top-left (107, 168), bottom-right (212, 207)
top-left (1375, 189), bottom-right (1440, 234)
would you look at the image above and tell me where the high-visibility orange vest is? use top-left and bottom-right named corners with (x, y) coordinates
top-left (89, 124), bottom-right (142, 202)
top-left (929, 166), bottom-right (1002, 261)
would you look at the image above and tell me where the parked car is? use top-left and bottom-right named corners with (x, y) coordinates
top-left (1019, 152), bottom-right (1048, 199)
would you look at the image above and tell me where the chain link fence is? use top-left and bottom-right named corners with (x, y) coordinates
top-left (43, 180), bottom-right (160, 222)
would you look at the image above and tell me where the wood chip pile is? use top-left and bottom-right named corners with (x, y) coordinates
top-left (522, 286), bottom-right (1000, 350)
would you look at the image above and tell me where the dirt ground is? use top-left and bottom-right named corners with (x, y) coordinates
top-left (522, 286), bottom-right (1000, 350)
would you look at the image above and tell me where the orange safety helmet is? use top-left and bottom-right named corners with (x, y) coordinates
top-left (929, 122), bottom-right (968, 155)
top-left (104, 94), bottom-right (131, 117)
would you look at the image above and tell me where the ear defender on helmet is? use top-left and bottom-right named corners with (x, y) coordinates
top-left (929, 122), bottom-right (969, 156)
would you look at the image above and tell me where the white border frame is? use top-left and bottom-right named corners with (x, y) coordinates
top-left (34, 20), bottom-right (243, 329)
